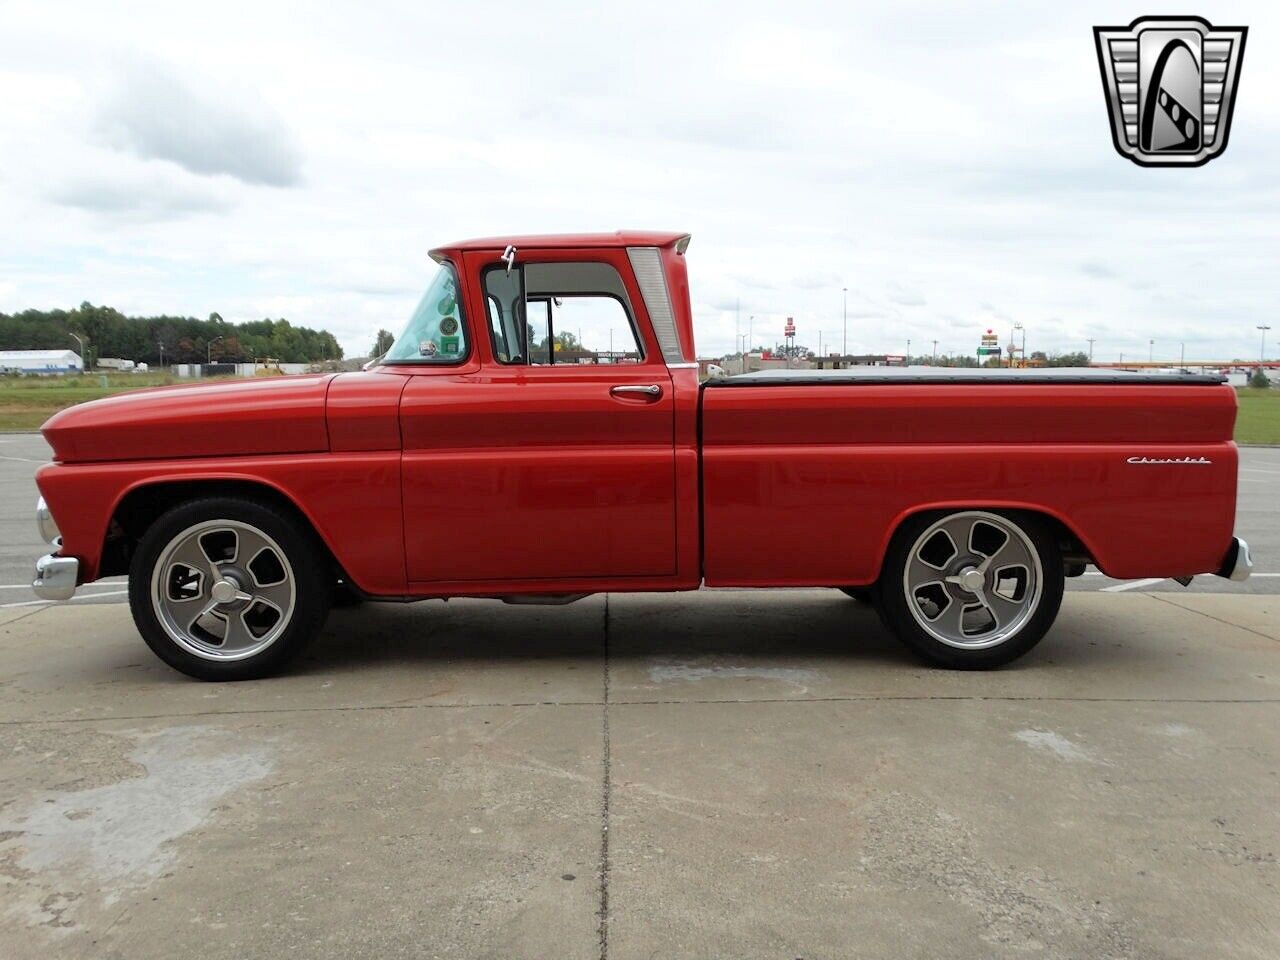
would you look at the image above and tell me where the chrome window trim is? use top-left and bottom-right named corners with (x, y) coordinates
top-left (626, 246), bottom-right (686, 364)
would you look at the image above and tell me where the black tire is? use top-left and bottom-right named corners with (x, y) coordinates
top-left (128, 497), bottom-right (330, 681)
top-left (839, 587), bottom-right (873, 603)
top-left (873, 510), bottom-right (1064, 669)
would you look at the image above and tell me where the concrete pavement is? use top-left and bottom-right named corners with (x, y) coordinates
top-left (1, 589), bottom-right (1277, 959)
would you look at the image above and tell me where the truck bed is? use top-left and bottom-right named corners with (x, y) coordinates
top-left (706, 367), bottom-right (1226, 387)
top-left (697, 366), bottom-right (1239, 586)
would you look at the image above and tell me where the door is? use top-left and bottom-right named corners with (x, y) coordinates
top-left (400, 247), bottom-right (677, 585)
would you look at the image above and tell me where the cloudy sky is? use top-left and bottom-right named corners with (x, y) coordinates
top-left (1, 1), bottom-right (1276, 363)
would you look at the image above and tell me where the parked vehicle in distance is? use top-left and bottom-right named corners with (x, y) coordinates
top-left (33, 232), bottom-right (1252, 679)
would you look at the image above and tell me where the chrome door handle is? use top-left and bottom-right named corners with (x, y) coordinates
top-left (610, 384), bottom-right (662, 397)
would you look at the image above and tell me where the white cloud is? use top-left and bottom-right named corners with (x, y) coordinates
top-left (0, 0), bottom-right (1276, 363)
top-left (95, 59), bottom-right (303, 187)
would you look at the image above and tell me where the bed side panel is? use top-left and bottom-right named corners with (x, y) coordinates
top-left (700, 384), bottom-right (1238, 584)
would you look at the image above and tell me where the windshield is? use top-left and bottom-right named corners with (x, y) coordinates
top-left (382, 263), bottom-right (468, 364)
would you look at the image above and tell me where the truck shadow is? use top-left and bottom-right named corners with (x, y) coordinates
top-left (300, 590), bottom-right (1032, 674)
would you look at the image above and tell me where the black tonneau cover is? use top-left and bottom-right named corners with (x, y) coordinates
top-left (705, 367), bottom-right (1226, 387)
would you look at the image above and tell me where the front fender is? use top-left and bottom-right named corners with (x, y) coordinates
top-left (35, 453), bottom-right (406, 595)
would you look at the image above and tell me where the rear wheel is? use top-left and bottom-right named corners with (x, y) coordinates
top-left (874, 510), bottom-right (1063, 668)
top-left (128, 497), bottom-right (330, 680)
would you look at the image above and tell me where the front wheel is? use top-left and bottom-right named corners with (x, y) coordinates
top-left (874, 510), bottom-right (1064, 669)
top-left (128, 497), bottom-right (330, 680)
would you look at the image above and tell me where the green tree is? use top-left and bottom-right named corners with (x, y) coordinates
top-left (1049, 351), bottom-right (1090, 367)
top-left (1249, 368), bottom-right (1271, 389)
top-left (371, 329), bottom-right (395, 358)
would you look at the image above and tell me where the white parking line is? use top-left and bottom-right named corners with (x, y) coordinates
top-left (1240, 468), bottom-right (1280, 476)
top-left (0, 588), bottom-right (128, 609)
top-left (1101, 578), bottom-right (1166, 593)
top-left (0, 455), bottom-right (46, 464)
top-left (0, 580), bottom-right (126, 590)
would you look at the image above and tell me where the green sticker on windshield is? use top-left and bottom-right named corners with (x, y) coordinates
top-left (440, 336), bottom-right (460, 355)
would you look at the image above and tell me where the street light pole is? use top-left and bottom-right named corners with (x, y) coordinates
top-left (1180, 342), bottom-right (1185, 369)
top-left (1087, 338), bottom-right (1095, 364)
top-left (1149, 338), bottom-right (1154, 363)
top-left (1259, 325), bottom-right (1272, 365)
top-left (931, 339), bottom-right (938, 365)
top-left (906, 338), bottom-right (911, 365)
top-left (208, 335), bottom-right (223, 364)
top-left (67, 332), bottom-right (86, 373)
top-left (842, 287), bottom-right (847, 357)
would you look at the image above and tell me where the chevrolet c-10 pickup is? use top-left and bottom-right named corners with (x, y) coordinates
top-left (32, 232), bottom-right (1252, 679)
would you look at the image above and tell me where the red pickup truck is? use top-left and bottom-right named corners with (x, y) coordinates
top-left (32, 232), bottom-right (1251, 679)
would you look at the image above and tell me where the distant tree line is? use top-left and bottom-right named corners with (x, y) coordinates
top-left (0, 302), bottom-right (342, 367)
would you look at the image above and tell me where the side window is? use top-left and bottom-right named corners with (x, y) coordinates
top-left (548, 296), bottom-right (640, 364)
top-left (483, 267), bottom-right (523, 364)
top-left (483, 260), bottom-right (644, 365)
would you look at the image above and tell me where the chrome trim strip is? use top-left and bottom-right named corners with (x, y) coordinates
top-left (626, 246), bottom-right (685, 364)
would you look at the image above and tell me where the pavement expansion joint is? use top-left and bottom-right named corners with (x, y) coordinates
top-left (597, 592), bottom-right (613, 960)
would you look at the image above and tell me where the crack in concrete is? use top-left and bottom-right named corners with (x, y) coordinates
top-left (597, 593), bottom-right (612, 960)
top-left (1, 694), bottom-right (1277, 728)
top-left (1148, 593), bottom-right (1279, 644)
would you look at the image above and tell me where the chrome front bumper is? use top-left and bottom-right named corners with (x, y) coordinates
top-left (1217, 537), bottom-right (1253, 582)
top-left (33, 554), bottom-right (79, 601)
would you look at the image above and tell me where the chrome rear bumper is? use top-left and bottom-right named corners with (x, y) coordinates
top-left (1216, 537), bottom-right (1253, 582)
top-left (32, 554), bottom-right (79, 601)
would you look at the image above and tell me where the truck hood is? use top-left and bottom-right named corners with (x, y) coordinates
top-left (42, 374), bottom-right (334, 463)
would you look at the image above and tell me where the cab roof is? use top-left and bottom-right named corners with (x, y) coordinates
top-left (430, 230), bottom-right (689, 261)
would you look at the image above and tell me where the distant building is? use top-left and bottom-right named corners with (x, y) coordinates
top-left (0, 349), bottom-right (84, 375)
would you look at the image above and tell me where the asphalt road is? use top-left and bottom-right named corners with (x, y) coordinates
top-left (2, 433), bottom-right (1275, 611)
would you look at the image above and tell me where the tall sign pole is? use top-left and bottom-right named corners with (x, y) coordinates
top-left (842, 287), bottom-right (847, 357)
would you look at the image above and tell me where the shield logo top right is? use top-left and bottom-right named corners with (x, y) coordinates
top-left (1094, 16), bottom-right (1247, 167)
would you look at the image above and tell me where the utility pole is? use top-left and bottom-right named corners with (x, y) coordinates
top-left (1180, 342), bottom-right (1185, 369)
top-left (842, 287), bottom-right (847, 357)
top-left (67, 332), bottom-right (86, 373)
top-left (906, 339), bottom-right (911, 365)
top-left (1259, 325), bottom-right (1272, 365)
top-left (158, 340), bottom-right (165, 368)
top-left (931, 339), bottom-right (938, 364)
top-left (1087, 338), bottom-right (1095, 364)
top-left (735, 297), bottom-right (740, 364)
top-left (208, 335), bottom-right (223, 364)
top-left (1149, 338), bottom-right (1154, 363)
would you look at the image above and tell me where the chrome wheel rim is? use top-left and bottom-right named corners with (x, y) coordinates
top-left (902, 511), bottom-right (1042, 650)
top-left (149, 519), bottom-right (296, 662)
